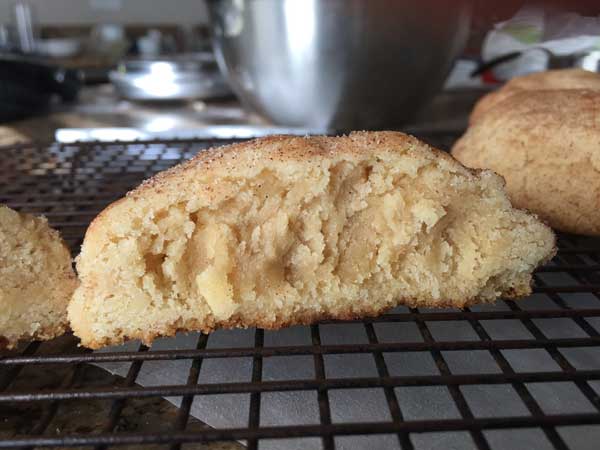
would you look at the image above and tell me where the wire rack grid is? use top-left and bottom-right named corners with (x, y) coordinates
top-left (1, 132), bottom-right (600, 450)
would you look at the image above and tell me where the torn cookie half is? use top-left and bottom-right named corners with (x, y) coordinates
top-left (68, 132), bottom-right (555, 349)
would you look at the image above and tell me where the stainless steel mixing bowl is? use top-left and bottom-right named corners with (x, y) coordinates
top-left (207, 0), bottom-right (470, 130)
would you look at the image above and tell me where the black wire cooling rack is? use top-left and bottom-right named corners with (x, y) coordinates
top-left (1, 132), bottom-right (600, 450)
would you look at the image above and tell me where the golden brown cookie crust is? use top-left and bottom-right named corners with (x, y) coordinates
top-left (454, 89), bottom-right (600, 235)
top-left (470, 69), bottom-right (600, 124)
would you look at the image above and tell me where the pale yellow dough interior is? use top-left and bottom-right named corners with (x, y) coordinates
top-left (70, 150), bottom-right (554, 347)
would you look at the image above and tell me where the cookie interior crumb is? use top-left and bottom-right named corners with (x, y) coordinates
top-left (1, 205), bottom-right (77, 349)
top-left (69, 132), bottom-right (555, 349)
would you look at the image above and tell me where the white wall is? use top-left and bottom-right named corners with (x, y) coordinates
top-left (0, 0), bottom-right (209, 25)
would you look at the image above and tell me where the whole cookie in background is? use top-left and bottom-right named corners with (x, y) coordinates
top-left (470, 69), bottom-right (600, 124)
top-left (0, 205), bottom-right (78, 349)
top-left (453, 89), bottom-right (600, 236)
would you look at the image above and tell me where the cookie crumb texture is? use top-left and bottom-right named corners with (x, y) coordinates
top-left (69, 132), bottom-right (555, 349)
top-left (1, 206), bottom-right (77, 349)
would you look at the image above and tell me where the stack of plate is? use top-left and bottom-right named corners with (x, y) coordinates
top-left (109, 52), bottom-right (232, 101)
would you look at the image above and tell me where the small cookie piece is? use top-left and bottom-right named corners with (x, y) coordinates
top-left (453, 89), bottom-right (600, 235)
top-left (0, 205), bottom-right (78, 349)
top-left (69, 132), bottom-right (555, 349)
top-left (470, 69), bottom-right (600, 124)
